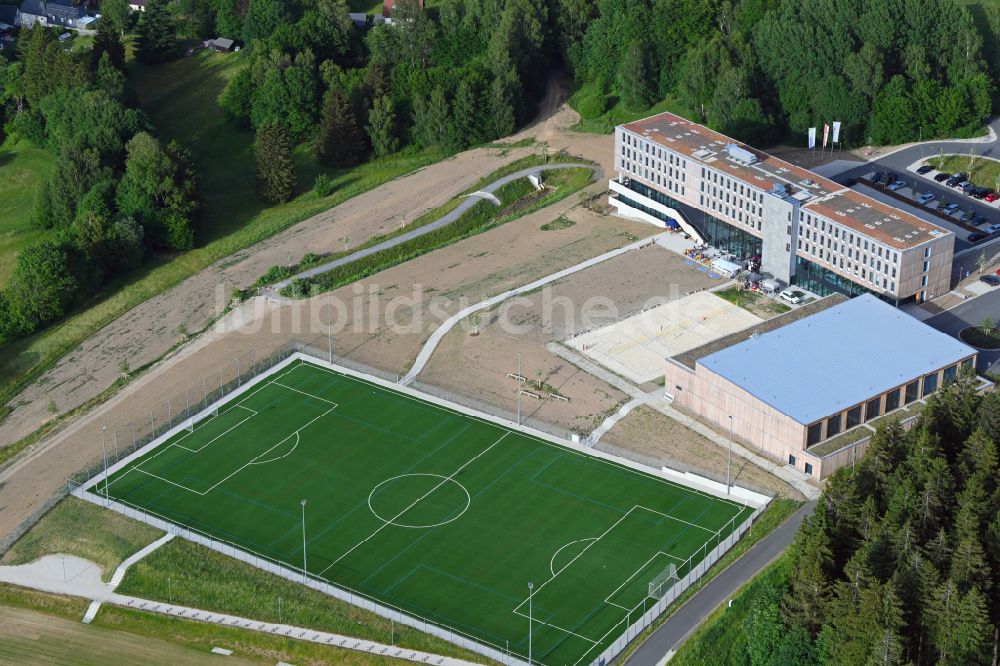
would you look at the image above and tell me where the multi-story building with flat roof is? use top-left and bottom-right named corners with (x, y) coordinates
top-left (610, 112), bottom-right (954, 305)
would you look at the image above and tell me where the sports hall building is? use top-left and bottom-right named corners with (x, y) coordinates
top-left (664, 294), bottom-right (978, 480)
top-left (610, 112), bottom-right (954, 305)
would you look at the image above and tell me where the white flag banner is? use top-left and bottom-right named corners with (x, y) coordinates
top-left (808, 127), bottom-right (816, 149)
top-left (823, 124), bottom-right (830, 148)
top-left (832, 121), bottom-right (842, 143)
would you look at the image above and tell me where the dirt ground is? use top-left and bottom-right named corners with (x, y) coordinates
top-left (600, 406), bottom-right (804, 500)
top-left (0, 86), bottom-right (661, 540)
top-left (0, 604), bottom-right (263, 665)
top-left (0, 78), bottom-right (612, 450)
top-left (417, 246), bottom-right (719, 434)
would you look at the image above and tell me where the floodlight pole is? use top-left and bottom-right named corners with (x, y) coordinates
top-left (727, 416), bottom-right (733, 494)
top-left (101, 425), bottom-right (109, 505)
top-left (517, 352), bottom-right (523, 426)
top-left (528, 581), bottom-right (534, 664)
top-left (301, 499), bottom-right (308, 583)
top-left (326, 293), bottom-right (333, 364)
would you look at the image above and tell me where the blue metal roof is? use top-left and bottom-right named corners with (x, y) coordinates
top-left (699, 294), bottom-right (976, 424)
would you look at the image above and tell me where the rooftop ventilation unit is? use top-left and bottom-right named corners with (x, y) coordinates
top-left (726, 144), bottom-right (758, 165)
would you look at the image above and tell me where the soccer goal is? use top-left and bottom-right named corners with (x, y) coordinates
top-left (648, 562), bottom-right (679, 600)
top-left (184, 406), bottom-right (219, 433)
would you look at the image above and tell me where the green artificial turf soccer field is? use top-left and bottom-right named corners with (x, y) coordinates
top-left (97, 358), bottom-right (752, 665)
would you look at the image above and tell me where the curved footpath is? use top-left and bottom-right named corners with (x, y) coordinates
top-left (272, 162), bottom-right (600, 290)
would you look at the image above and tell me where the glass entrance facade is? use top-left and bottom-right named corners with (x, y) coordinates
top-left (793, 256), bottom-right (898, 305)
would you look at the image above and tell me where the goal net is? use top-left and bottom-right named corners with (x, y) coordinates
top-left (648, 563), bottom-right (679, 600)
top-left (185, 406), bottom-right (219, 433)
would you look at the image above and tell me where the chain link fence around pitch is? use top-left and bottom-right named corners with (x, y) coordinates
top-left (50, 335), bottom-right (775, 666)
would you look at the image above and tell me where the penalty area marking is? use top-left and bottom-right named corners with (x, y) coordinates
top-left (368, 473), bottom-right (471, 529)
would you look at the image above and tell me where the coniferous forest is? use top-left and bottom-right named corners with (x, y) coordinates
top-left (741, 370), bottom-right (1000, 666)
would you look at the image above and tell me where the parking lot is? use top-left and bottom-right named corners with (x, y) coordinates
top-left (845, 166), bottom-right (1000, 253)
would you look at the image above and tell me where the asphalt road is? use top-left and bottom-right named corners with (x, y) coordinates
top-left (623, 501), bottom-right (817, 666)
top-left (925, 288), bottom-right (1000, 373)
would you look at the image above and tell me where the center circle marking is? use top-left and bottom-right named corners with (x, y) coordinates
top-left (367, 473), bottom-right (471, 529)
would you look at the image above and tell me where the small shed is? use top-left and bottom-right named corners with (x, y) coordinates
top-left (206, 37), bottom-right (237, 52)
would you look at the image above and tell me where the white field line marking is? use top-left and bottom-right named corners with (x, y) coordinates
top-left (161, 409), bottom-right (259, 454)
top-left (249, 432), bottom-right (299, 465)
top-left (640, 505), bottom-right (719, 535)
top-left (549, 538), bottom-right (597, 576)
top-left (304, 362), bottom-right (750, 512)
top-left (602, 551), bottom-right (684, 608)
top-left (271, 381), bottom-right (339, 406)
top-left (507, 613), bottom-right (599, 645)
top-left (122, 408), bottom-right (260, 483)
top-left (131, 409), bottom-right (334, 497)
top-left (512, 506), bottom-right (640, 616)
top-left (318, 432), bottom-right (510, 577)
top-left (200, 408), bottom-right (335, 495)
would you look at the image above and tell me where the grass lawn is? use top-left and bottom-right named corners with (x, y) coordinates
top-left (959, 325), bottom-right (1000, 349)
top-left (669, 555), bottom-right (790, 666)
top-left (0, 50), bottom-right (444, 418)
top-left (714, 287), bottom-right (792, 319)
top-left (290, 164), bottom-right (596, 296)
top-left (0, 139), bottom-right (55, 284)
top-left (116, 538), bottom-right (488, 663)
top-left (927, 154), bottom-right (1000, 190)
top-left (94, 358), bottom-right (754, 666)
top-left (0, 496), bottom-right (163, 581)
top-left (568, 83), bottom-right (695, 135)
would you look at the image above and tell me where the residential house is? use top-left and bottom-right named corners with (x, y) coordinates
top-left (127, 0), bottom-right (146, 10)
top-left (0, 5), bottom-right (19, 34)
top-left (17, 0), bottom-right (44, 27)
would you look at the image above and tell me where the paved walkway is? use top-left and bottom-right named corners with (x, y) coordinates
top-left (623, 500), bottom-right (817, 665)
top-left (546, 344), bottom-right (820, 501)
top-left (0, 553), bottom-right (483, 666)
top-left (400, 233), bottom-right (669, 384)
top-left (272, 163), bottom-right (599, 290)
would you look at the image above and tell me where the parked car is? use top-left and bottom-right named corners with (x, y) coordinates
top-left (884, 173), bottom-right (898, 185)
top-left (961, 209), bottom-right (976, 222)
top-left (973, 216), bottom-right (989, 227)
top-left (841, 177), bottom-right (857, 187)
top-left (979, 275), bottom-right (1000, 286)
top-left (887, 180), bottom-right (906, 192)
top-left (917, 192), bottom-right (936, 205)
top-left (871, 172), bottom-right (887, 185)
top-left (987, 223), bottom-right (1000, 234)
top-left (962, 182), bottom-right (977, 194)
top-left (942, 203), bottom-right (960, 214)
top-left (986, 192), bottom-right (999, 203)
top-left (779, 289), bottom-right (804, 304)
top-left (934, 172), bottom-right (952, 182)
top-left (951, 180), bottom-right (968, 190)
top-left (916, 165), bottom-right (934, 175)
top-left (971, 187), bottom-right (992, 199)
top-left (946, 173), bottom-right (967, 187)
top-left (969, 232), bottom-right (986, 242)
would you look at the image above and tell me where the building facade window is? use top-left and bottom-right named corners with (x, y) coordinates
top-left (905, 380), bottom-right (919, 404)
top-left (885, 388), bottom-right (901, 412)
top-left (866, 397), bottom-right (882, 421)
top-left (943, 364), bottom-right (958, 383)
top-left (793, 256), bottom-right (899, 305)
top-left (807, 422), bottom-right (823, 446)
top-left (923, 373), bottom-right (938, 396)
top-left (826, 413), bottom-right (842, 438)
top-left (846, 405), bottom-right (862, 429)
